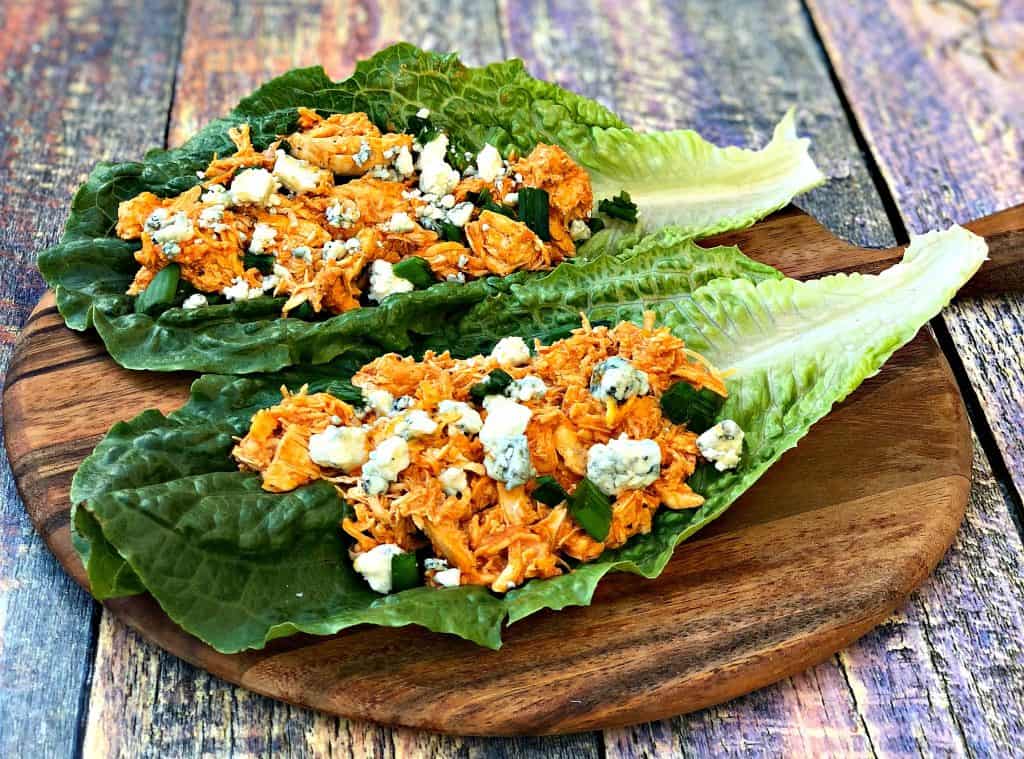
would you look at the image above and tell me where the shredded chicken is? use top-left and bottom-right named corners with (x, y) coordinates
top-left (233, 315), bottom-right (725, 593)
top-left (114, 110), bottom-right (599, 315)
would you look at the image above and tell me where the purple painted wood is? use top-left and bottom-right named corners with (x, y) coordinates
top-left (0, 1), bottom-right (185, 756)
top-left (1, 0), bottom-right (1022, 755)
top-left (503, 0), bottom-right (1024, 755)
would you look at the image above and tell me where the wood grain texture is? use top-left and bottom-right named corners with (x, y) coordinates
top-left (808, 0), bottom-right (1024, 520)
top-left (5, 294), bottom-right (972, 736)
top-left (77, 1), bottom-right (593, 755)
top-left (0, 1), bottom-right (185, 756)
top-left (501, 0), bottom-right (1024, 754)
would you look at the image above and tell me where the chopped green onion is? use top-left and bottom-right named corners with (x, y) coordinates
top-left (322, 380), bottom-right (366, 407)
top-left (390, 552), bottom-right (420, 592)
top-left (439, 221), bottom-right (465, 243)
top-left (585, 217), bottom-right (606, 234)
top-left (531, 476), bottom-right (567, 506)
top-left (517, 187), bottom-right (551, 241)
top-left (469, 369), bottom-right (514, 402)
top-left (243, 253), bottom-right (275, 274)
top-left (530, 319), bottom-right (613, 346)
top-left (469, 189), bottom-right (518, 219)
top-left (290, 302), bottom-right (316, 320)
top-left (135, 263), bottom-right (180, 315)
top-left (392, 257), bottom-right (436, 289)
top-left (598, 191), bottom-right (639, 223)
top-left (659, 381), bottom-right (724, 432)
top-left (567, 478), bottom-right (613, 542)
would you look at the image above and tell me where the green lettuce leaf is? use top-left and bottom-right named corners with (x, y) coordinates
top-left (39, 43), bottom-right (822, 374)
top-left (73, 226), bottom-right (985, 651)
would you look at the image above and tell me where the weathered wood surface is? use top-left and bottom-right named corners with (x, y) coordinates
top-left (808, 0), bottom-right (1024, 507)
top-left (1, 0), bottom-right (1023, 755)
top-left (502, 0), bottom-right (1024, 756)
top-left (0, 1), bottom-right (184, 757)
top-left (5, 286), bottom-right (974, 735)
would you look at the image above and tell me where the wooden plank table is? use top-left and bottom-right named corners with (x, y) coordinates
top-left (1, 0), bottom-right (1022, 755)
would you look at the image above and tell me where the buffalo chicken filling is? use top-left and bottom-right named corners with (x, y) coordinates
top-left (116, 108), bottom-right (598, 315)
top-left (232, 315), bottom-right (745, 594)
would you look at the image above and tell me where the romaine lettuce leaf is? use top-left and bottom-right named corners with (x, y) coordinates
top-left (39, 43), bottom-right (822, 374)
top-left (73, 226), bottom-right (985, 651)
top-left (580, 109), bottom-right (826, 236)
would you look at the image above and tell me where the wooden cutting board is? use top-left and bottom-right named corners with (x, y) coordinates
top-left (5, 205), bottom-right (996, 735)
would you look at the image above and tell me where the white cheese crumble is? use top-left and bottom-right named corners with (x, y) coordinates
top-left (490, 336), bottom-right (531, 367)
top-left (221, 277), bottom-right (264, 301)
top-left (291, 246), bottom-right (312, 260)
top-left (590, 357), bottom-right (650, 402)
top-left (248, 222), bottom-right (277, 253)
top-left (437, 400), bottom-right (483, 435)
top-left (586, 435), bottom-right (662, 496)
top-left (696, 420), bottom-right (744, 471)
top-left (446, 201), bottom-right (474, 228)
top-left (272, 149), bottom-right (321, 194)
top-left (503, 192), bottom-right (519, 206)
top-left (197, 204), bottom-right (226, 231)
top-left (200, 184), bottom-right (230, 205)
top-left (416, 107), bottom-right (431, 119)
top-left (353, 138), bottom-right (372, 167)
top-left (308, 425), bottom-right (368, 473)
top-left (182, 293), bottom-right (208, 310)
top-left (393, 409), bottom-right (439, 439)
top-left (393, 145), bottom-right (415, 177)
top-left (362, 388), bottom-right (395, 417)
top-left (360, 436), bottom-right (411, 495)
top-left (229, 168), bottom-right (278, 206)
top-left (144, 208), bottom-right (168, 231)
top-left (569, 219), bottom-right (592, 241)
top-left (480, 396), bottom-right (535, 489)
top-left (368, 260), bottom-right (415, 303)
top-left (434, 567), bottom-right (461, 587)
top-left (506, 375), bottom-right (547, 402)
top-left (417, 133), bottom-right (460, 197)
top-left (438, 466), bottom-right (468, 497)
top-left (382, 211), bottom-right (416, 234)
top-left (440, 193), bottom-right (456, 209)
top-left (476, 144), bottom-right (504, 182)
top-left (150, 211), bottom-right (194, 250)
top-left (352, 543), bottom-right (405, 593)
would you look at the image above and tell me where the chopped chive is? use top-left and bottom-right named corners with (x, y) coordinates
top-left (469, 369), bottom-right (514, 402)
top-left (243, 253), bottom-right (275, 274)
top-left (439, 221), bottom-right (465, 243)
top-left (517, 187), bottom-right (551, 241)
top-left (598, 191), bottom-right (639, 223)
top-left (660, 381), bottom-right (724, 432)
top-left (531, 476), bottom-right (567, 506)
top-left (390, 552), bottom-right (420, 592)
top-left (322, 380), bottom-right (366, 407)
top-left (585, 217), bottom-right (606, 234)
top-left (135, 263), bottom-right (181, 315)
top-left (567, 478), bottom-right (613, 542)
top-left (392, 257), bottom-right (436, 289)
top-left (468, 189), bottom-right (517, 219)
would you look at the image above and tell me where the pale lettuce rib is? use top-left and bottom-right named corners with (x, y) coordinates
top-left (578, 108), bottom-right (826, 237)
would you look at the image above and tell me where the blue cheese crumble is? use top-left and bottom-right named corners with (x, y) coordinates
top-left (437, 400), bottom-right (483, 435)
top-left (360, 436), bottom-right (411, 495)
top-left (352, 543), bottom-right (404, 593)
top-left (590, 357), bottom-right (650, 402)
top-left (586, 435), bottom-right (662, 496)
top-left (696, 420), bottom-right (744, 471)
top-left (308, 425), bottom-right (368, 473)
top-left (368, 260), bottom-right (415, 302)
top-left (480, 396), bottom-right (535, 488)
top-left (490, 336), bottom-right (531, 367)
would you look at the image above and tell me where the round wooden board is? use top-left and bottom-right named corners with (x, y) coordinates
top-left (4, 293), bottom-right (972, 736)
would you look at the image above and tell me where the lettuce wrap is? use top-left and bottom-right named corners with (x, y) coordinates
top-left (70, 225), bottom-right (986, 652)
top-left (38, 43), bottom-right (824, 374)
